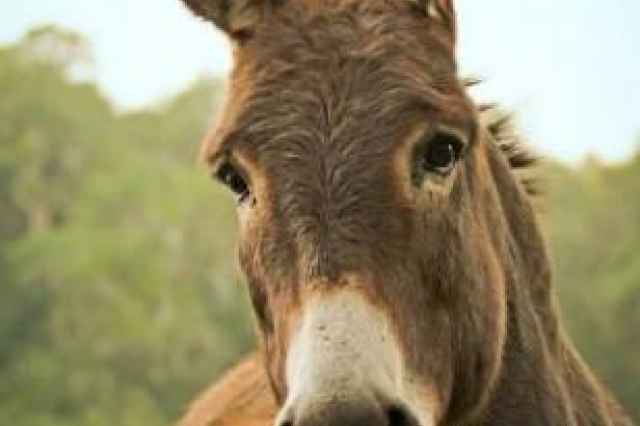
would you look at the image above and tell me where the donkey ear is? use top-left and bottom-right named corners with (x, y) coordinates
top-left (181, 0), bottom-right (265, 38)
top-left (426, 0), bottom-right (455, 22)
top-left (413, 0), bottom-right (457, 43)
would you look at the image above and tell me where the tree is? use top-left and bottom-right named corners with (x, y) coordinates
top-left (0, 26), bottom-right (253, 426)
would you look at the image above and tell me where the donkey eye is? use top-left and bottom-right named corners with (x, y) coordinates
top-left (422, 132), bottom-right (463, 175)
top-left (216, 162), bottom-right (250, 202)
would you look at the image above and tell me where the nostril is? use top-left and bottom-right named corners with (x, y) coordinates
top-left (282, 399), bottom-right (414, 426)
top-left (275, 409), bottom-right (294, 426)
top-left (277, 418), bottom-right (294, 426)
top-left (386, 406), bottom-right (418, 426)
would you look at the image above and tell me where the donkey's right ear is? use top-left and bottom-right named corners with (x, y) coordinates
top-left (181, 0), bottom-right (266, 39)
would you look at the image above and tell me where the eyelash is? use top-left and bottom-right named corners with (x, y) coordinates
top-left (215, 162), bottom-right (251, 203)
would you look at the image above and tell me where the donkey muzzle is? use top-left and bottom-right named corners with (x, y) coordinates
top-left (275, 288), bottom-right (426, 426)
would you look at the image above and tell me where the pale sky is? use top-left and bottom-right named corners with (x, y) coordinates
top-left (2, 1), bottom-right (639, 162)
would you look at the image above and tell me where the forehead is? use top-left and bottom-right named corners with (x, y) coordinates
top-left (206, 0), bottom-right (470, 165)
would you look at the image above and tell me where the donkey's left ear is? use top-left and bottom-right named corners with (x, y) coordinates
top-left (414, 0), bottom-right (457, 44)
top-left (180, 0), bottom-right (270, 40)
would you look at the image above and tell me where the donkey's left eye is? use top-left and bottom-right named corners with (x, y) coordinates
top-left (422, 132), bottom-right (463, 175)
top-left (216, 162), bottom-right (250, 202)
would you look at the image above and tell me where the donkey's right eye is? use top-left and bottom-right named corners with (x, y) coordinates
top-left (216, 163), bottom-right (250, 202)
top-left (411, 130), bottom-right (465, 186)
top-left (422, 132), bottom-right (463, 175)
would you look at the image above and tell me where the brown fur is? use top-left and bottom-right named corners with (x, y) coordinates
top-left (178, 355), bottom-right (277, 426)
top-left (177, 0), bottom-right (634, 425)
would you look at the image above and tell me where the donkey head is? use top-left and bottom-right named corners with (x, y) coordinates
top-left (182, 1), bottom-right (552, 425)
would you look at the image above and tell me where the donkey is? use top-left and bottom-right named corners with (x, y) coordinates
top-left (178, 0), bottom-right (634, 425)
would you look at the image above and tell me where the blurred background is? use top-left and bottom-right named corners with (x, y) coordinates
top-left (0, 1), bottom-right (638, 425)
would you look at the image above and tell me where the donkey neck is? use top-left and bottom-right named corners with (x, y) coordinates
top-left (479, 288), bottom-right (623, 426)
top-left (474, 145), bottom-right (619, 425)
top-left (481, 288), bottom-right (577, 425)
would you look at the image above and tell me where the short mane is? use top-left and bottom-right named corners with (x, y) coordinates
top-left (464, 77), bottom-right (539, 197)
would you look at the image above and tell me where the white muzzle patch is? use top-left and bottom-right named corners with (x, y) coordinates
top-left (278, 289), bottom-right (437, 426)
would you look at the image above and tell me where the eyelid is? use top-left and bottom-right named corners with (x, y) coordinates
top-left (432, 126), bottom-right (469, 147)
top-left (203, 127), bottom-right (245, 170)
top-left (410, 125), bottom-right (469, 158)
top-left (213, 154), bottom-right (254, 191)
top-left (212, 155), bottom-right (237, 179)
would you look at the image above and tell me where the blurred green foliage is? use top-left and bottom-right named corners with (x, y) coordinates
top-left (0, 26), bottom-right (254, 426)
top-left (542, 155), bottom-right (640, 419)
top-left (0, 26), bottom-right (638, 425)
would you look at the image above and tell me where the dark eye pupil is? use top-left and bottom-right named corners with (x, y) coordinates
top-left (427, 143), bottom-right (454, 168)
top-left (217, 163), bottom-right (249, 198)
top-left (424, 133), bottom-right (460, 171)
top-left (227, 173), bottom-right (247, 194)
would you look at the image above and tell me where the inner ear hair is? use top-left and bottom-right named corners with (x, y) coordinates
top-left (181, 0), bottom-right (267, 38)
top-left (427, 0), bottom-right (446, 21)
top-left (409, 0), bottom-right (457, 47)
top-left (410, 0), bottom-right (456, 29)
